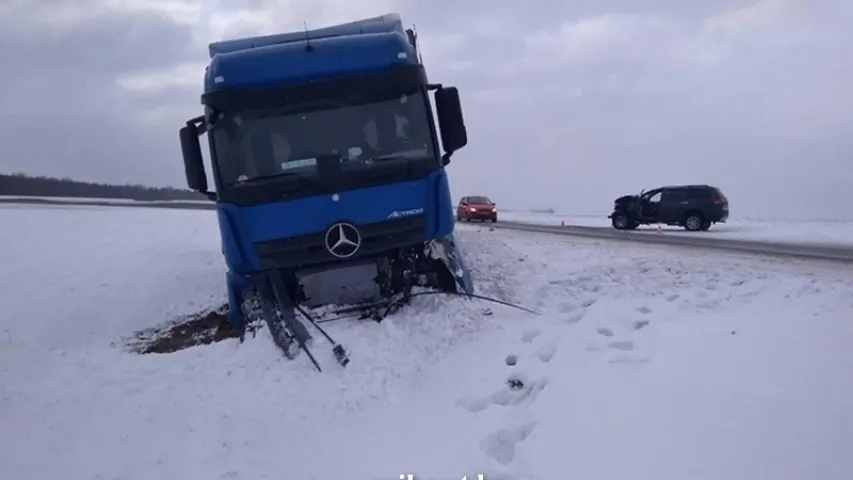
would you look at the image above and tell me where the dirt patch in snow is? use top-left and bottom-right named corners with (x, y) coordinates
top-left (124, 303), bottom-right (247, 354)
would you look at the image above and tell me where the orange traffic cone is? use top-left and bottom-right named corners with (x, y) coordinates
top-left (656, 224), bottom-right (663, 234)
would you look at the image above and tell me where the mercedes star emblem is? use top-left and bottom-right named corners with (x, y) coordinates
top-left (324, 222), bottom-right (361, 259)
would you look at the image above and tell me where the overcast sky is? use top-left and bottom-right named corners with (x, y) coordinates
top-left (1, 0), bottom-right (850, 219)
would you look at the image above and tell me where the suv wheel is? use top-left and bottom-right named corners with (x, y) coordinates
top-left (684, 214), bottom-right (704, 231)
top-left (611, 213), bottom-right (630, 230)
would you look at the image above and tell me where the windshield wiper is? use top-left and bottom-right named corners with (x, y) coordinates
top-left (367, 150), bottom-right (430, 162)
top-left (229, 171), bottom-right (323, 189)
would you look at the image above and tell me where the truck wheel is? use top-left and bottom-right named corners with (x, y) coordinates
top-left (699, 220), bottom-right (711, 231)
top-left (684, 213), bottom-right (705, 231)
top-left (611, 213), bottom-right (630, 230)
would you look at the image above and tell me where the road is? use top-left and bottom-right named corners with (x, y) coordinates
top-left (489, 220), bottom-right (853, 264)
top-left (4, 196), bottom-right (852, 263)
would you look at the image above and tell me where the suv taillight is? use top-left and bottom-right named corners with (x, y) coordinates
top-left (713, 198), bottom-right (726, 205)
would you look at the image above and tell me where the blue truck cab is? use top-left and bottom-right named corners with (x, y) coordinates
top-left (178, 14), bottom-right (474, 328)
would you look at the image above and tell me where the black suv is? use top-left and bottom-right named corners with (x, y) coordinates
top-left (608, 185), bottom-right (729, 231)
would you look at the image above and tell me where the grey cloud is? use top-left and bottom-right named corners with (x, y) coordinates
top-left (0, 6), bottom-right (199, 111)
top-left (0, 2), bottom-right (200, 186)
top-left (1, 15), bottom-right (196, 79)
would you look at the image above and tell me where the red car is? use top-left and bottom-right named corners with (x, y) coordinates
top-left (456, 195), bottom-right (497, 222)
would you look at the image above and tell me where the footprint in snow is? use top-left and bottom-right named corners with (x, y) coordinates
top-left (596, 327), bottom-right (614, 337)
top-left (633, 320), bottom-right (650, 330)
top-left (636, 305), bottom-right (652, 314)
top-left (608, 340), bottom-right (635, 351)
top-left (557, 300), bottom-right (580, 313)
top-left (535, 342), bottom-right (557, 363)
top-left (458, 374), bottom-right (548, 413)
top-left (521, 329), bottom-right (540, 343)
top-left (481, 421), bottom-right (537, 465)
top-left (580, 297), bottom-right (597, 308)
top-left (562, 309), bottom-right (585, 324)
top-left (610, 351), bottom-right (652, 364)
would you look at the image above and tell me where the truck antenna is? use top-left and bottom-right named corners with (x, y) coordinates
top-left (406, 24), bottom-right (422, 63)
top-left (303, 21), bottom-right (314, 52)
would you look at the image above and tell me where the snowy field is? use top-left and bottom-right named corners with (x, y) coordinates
top-left (499, 211), bottom-right (853, 246)
top-left (0, 194), bottom-right (212, 206)
top-left (2, 203), bottom-right (852, 480)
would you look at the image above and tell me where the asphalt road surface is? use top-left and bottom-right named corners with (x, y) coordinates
top-left (4, 197), bottom-right (851, 263)
top-left (488, 220), bottom-right (853, 264)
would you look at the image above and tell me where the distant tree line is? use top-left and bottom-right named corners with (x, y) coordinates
top-left (0, 172), bottom-right (207, 201)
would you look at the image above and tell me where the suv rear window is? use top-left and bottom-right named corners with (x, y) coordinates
top-left (684, 189), bottom-right (709, 199)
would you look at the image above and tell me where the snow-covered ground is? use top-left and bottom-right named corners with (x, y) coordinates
top-left (0, 194), bottom-right (211, 205)
top-left (2, 204), bottom-right (852, 480)
top-left (499, 210), bottom-right (853, 246)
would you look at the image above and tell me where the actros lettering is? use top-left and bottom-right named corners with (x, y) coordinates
top-left (387, 208), bottom-right (425, 219)
top-left (398, 475), bottom-right (485, 480)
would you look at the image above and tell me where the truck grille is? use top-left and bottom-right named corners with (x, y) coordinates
top-left (252, 215), bottom-right (427, 271)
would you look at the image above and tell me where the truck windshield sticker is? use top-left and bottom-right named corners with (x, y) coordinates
top-left (281, 158), bottom-right (317, 170)
top-left (347, 146), bottom-right (363, 159)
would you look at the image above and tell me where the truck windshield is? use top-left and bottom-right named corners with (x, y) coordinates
top-left (211, 90), bottom-right (436, 187)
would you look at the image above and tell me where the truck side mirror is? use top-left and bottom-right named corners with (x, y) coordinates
top-left (434, 87), bottom-right (468, 156)
top-left (179, 124), bottom-right (208, 193)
